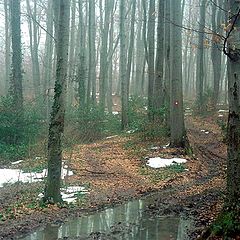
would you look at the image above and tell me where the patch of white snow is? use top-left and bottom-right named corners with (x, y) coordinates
top-left (146, 157), bottom-right (187, 169)
top-left (218, 109), bottom-right (228, 113)
top-left (38, 186), bottom-right (88, 203)
top-left (106, 135), bottom-right (118, 139)
top-left (11, 160), bottom-right (24, 165)
top-left (0, 166), bottom-right (73, 187)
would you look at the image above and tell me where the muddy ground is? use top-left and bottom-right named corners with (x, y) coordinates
top-left (0, 114), bottom-right (231, 239)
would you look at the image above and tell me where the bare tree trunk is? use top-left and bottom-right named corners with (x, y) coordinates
top-left (120, 0), bottom-right (128, 129)
top-left (43, 0), bottom-right (54, 120)
top-left (126, 0), bottom-right (136, 99)
top-left (4, 0), bottom-right (10, 94)
top-left (88, 0), bottom-right (96, 106)
top-left (154, 0), bottom-right (164, 117)
top-left (10, 0), bottom-right (23, 117)
top-left (99, 0), bottom-right (112, 110)
top-left (134, 0), bottom-right (143, 96)
top-left (107, 3), bottom-right (116, 113)
top-left (164, 0), bottom-right (171, 128)
top-left (147, 0), bottom-right (155, 120)
top-left (225, 0), bottom-right (240, 217)
top-left (169, 0), bottom-right (186, 147)
top-left (77, 0), bottom-right (86, 109)
top-left (67, 0), bottom-right (76, 106)
top-left (26, 0), bottom-right (41, 99)
top-left (196, 0), bottom-right (206, 113)
top-left (211, 0), bottom-right (223, 109)
top-left (44, 0), bottom-right (70, 203)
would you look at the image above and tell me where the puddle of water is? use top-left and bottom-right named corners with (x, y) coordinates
top-left (20, 196), bottom-right (191, 240)
top-left (146, 157), bottom-right (187, 168)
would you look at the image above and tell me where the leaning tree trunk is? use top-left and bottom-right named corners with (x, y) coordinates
top-left (44, 0), bottom-right (70, 203)
top-left (169, 0), bottom-right (186, 147)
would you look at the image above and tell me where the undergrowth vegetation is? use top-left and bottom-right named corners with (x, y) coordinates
top-left (0, 96), bottom-right (169, 163)
top-left (212, 211), bottom-right (239, 237)
top-left (0, 96), bottom-right (47, 163)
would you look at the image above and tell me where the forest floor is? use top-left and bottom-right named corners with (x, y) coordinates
top-left (0, 112), bottom-right (232, 239)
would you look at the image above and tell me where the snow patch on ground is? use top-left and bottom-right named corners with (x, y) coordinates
top-left (106, 135), bottom-right (118, 139)
top-left (0, 167), bottom-right (73, 187)
top-left (38, 186), bottom-right (88, 203)
top-left (201, 129), bottom-right (210, 134)
top-left (150, 144), bottom-right (170, 150)
top-left (127, 129), bottom-right (137, 134)
top-left (218, 109), bottom-right (228, 113)
top-left (146, 157), bottom-right (187, 168)
top-left (11, 160), bottom-right (24, 165)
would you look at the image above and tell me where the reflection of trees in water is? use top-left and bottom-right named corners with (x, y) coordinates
top-left (57, 199), bottom-right (179, 239)
top-left (29, 199), bottom-right (182, 239)
top-left (43, 225), bottom-right (58, 240)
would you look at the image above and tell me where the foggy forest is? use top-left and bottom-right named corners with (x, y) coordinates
top-left (0, 0), bottom-right (239, 239)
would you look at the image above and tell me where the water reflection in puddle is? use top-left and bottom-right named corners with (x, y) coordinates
top-left (20, 197), bottom-right (191, 240)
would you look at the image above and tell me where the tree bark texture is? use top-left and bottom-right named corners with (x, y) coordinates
top-left (170, 0), bottom-right (185, 147)
top-left (226, 0), bottom-right (240, 211)
top-left (44, 0), bottom-right (70, 203)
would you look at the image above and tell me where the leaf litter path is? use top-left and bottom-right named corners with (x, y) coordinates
top-left (0, 116), bottom-right (227, 239)
top-left (65, 135), bottom-right (180, 206)
top-left (146, 115), bottom-right (227, 239)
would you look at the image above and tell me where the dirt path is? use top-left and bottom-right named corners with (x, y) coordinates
top-left (146, 115), bottom-right (227, 238)
top-left (0, 116), bottom-right (227, 239)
